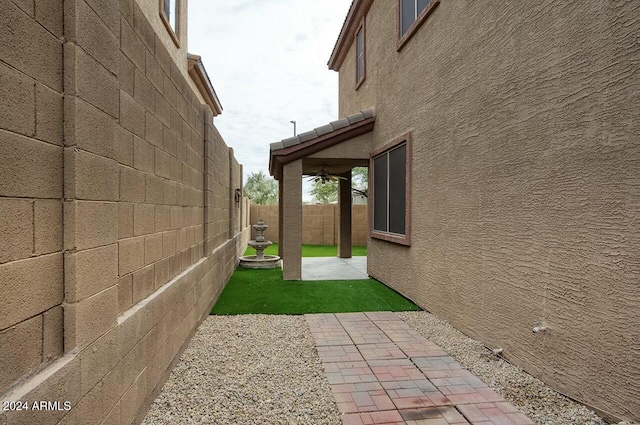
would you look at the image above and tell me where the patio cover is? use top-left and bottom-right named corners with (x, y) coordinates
top-left (268, 108), bottom-right (375, 280)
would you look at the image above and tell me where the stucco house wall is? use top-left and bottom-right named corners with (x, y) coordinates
top-left (335, 0), bottom-right (639, 421)
top-left (0, 1), bottom-right (250, 424)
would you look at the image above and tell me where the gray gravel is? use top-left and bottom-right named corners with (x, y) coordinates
top-left (397, 311), bottom-right (611, 425)
top-left (142, 315), bottom-right (341, 425)
top-left (143, 312), bottom-right (629, 425)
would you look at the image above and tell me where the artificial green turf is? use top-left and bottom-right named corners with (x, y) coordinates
top-left (243, 243), bottom-right (367, 257)
top-left (210, 267), bottom-right (420, 315)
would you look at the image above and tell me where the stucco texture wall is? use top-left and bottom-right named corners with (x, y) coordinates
top-left (0, 1), bottom-right (250, 424)
top-left (337, 0), bottom-right (639, 421)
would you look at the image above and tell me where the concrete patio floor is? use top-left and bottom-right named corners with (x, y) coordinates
top-left (302, 256), bottom-right (368, 280)
top-left (307, 312), bottom-right (535, 425)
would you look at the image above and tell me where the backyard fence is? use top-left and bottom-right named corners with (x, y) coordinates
top-left (250, 204), bottom-right (368, 246)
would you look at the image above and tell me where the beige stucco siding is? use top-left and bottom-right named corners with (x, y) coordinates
top-left (337, 0), bottom-right (640, 421)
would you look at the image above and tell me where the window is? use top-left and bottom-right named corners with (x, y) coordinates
top-left (355, 20), bottom-right (366, 88)
top-left (159, 0), bottom-right (180, 46)
top-left (370, 133), bottom-right (412, 245)
top-left (398, 0), bottom-right (439, 51)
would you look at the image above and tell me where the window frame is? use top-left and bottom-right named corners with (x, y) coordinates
top-left (396, 0), bottom-right (440, 52)
top-left (355, 18), bottom-right (366, 90)
top-left (159, 0), bottom-right (181, 47)
top-left (369, 132), bottom-right (412, 246)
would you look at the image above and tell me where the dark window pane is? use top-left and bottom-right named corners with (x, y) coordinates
top-left (373, 154), bottom-right (388, 232)
top-left (417, 0), bottom-right (430, 16)
top-left (357, 57), bottom-right (364, 82)
top-left (357, 28), bottom-right (363, 54)
top-left (401, 0), bottom-right (415, 36)
top-left (163, 0), bottom-right (171, 18)
top-left (388, 144), bottom-right (406, 234)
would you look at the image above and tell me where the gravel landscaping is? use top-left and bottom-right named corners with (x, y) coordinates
top-left (142, 315), bottom-right (341, 425)
top-left (143, 312), bottom-right (624, 425)
top-left (397, 311), bottom-right (610, 425)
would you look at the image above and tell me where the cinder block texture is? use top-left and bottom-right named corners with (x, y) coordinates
top-left (0, 198), bottom-right (33, 264)
top-left (64, 44), bottom-right (118, 118)
top-left (0, 0), bottom-right (62, 91)
top-left (118, 274), bottom-right (133, 313)
top-left (79, 326), bottom-right (120, 394)
top-left (121, 17), bottom-right (145, 71)
top-left (0, 1), bottom-right (255, 423)
top-left (115, 126), bottom-right (135, 166)
top-left (35, 0), bottom-right (64, 38)
top-left (118, 236), bottom-right (145, 276)
top-left (120, 91), bottom-right (145, 138)
top-left (42, 305), bottom-right (64, 362)
top-left (65, 201), bottom-right (118, 250)
top-left (144, 233), bottom-right (163, 265)
top-left (119, 52), bottom-right (135, 97)
top-left (118, 202), bottom-right (134, 239)
top-left (134, 203), bottom-right (155, 236)
top-left (65, 244), bottom-right (118, 303)
top-left (65, 149), bottom-right (119, 201)
top-left (64, 285), bottom-right (118, 350)
top-left (0, 131), bottom-right (63, 198)
top-left (0, 315), bottom-right (43, 394)
top-left (120, 165), bottom-right (146, 203)
top-left (134, 136), bottom-right (155, 173)
top-left (36, 83), bottom-right (64, 145)
top-left (64, 96), bottom-right (116, 159)
top-left (132, 264), bottom-right (154, 302)
top-left (1, 253), bottom-right (63, 330)
top-left (34, 199), bottom-right (63, 255)
top-left (64, 0), bottom-right (118, 75)
top-left (0, 61), bottom-right (35, 137)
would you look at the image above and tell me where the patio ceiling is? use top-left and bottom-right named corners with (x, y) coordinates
top-left (268, 108), bottom-right (375, 180)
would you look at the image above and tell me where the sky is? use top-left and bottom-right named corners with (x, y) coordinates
top-left (188, 0), bottom-right (352, 201)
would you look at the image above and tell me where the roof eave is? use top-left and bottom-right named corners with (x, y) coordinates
top-left (187, 54), bottom-right (223, 116)
top-left (269, 117), bottom-right (375, 180)
top-left (327, 0), bottom-right (373, 71)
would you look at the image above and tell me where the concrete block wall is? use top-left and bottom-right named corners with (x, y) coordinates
top-left (0, 1), bottom-right (250, 424)
top-left (250, 204), bottom-right (368, 246)
top-left (351, 205), bottom-right (368, 246)
top-left (0, 0), bottom-right (65, 397)
top-left (304, 204), bottom-right (334, 245)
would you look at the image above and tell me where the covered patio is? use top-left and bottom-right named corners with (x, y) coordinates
top-left (302, 256), bottom-right (368, 280)
top-left (269, 108), bottom-right (376, 280)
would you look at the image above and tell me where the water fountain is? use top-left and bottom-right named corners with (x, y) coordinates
top-left (239, 217), bottom-right (281, 269)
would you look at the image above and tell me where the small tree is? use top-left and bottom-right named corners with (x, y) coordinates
top-left (351, 167), bottom-right (368, 197)
top-left (243, 171), bottom-right (278, 205)
top-left (310, 179), bottom-right (338, 204)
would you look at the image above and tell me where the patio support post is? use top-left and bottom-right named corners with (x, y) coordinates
top-left (282, 160), bottom-right (303, 280)
top-left (338, 171), bottom-right (352, 258)
top-left (278, 178), bottom-right (283, 258)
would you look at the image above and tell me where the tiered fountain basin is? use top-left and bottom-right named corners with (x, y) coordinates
top-left (239, 218), bottom-right (281, 269)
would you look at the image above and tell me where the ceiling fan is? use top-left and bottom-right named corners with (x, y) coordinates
top-left (303, 167), bottom-right (348, 184)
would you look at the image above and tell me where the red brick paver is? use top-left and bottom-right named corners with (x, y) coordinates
top-left (399, 406), bottom-right (470, 424)
top-left (305, 313), bottom-right (534, 425)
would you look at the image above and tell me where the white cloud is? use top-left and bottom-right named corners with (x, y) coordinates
top-left (188, 0), bottom-right (351, 201)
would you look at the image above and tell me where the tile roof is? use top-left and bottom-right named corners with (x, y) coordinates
top-left (270, 108), bottom-right (374, 152)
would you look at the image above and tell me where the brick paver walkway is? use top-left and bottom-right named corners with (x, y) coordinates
top-left (306, 312), bottom-right (535, 425)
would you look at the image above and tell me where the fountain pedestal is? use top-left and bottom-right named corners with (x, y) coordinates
top-left (239, 217), bottom-right (281, 269)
